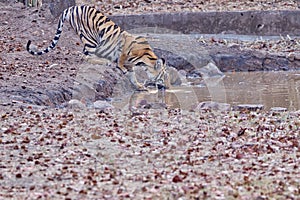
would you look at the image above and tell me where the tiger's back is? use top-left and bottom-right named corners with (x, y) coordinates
top-left (26, 5), bottom-right (166, 90)
top-left (27, 6), bottom-right (122, 60)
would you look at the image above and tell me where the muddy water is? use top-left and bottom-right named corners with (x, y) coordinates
top-left (231, 71), bottom-right (300, 110)
top-left (112, 71), bottom-right (300, 111)
top-left (196, 71), bottom-right (300, 111)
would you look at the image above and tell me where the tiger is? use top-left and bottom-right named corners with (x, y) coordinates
top-left (26, 5), bottom-right (166, 91)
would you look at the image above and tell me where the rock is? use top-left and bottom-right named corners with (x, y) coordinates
top-left (146, 102), bottom-right (167, 109)
top-left (128, 91), bottom-right (169, 110)
top-left (42, 0), bottom-right (75, 18)
top-left (134, 67), bottom-right (152, 86)
top-left (136, 99), bottom-right (167, 109)
top-left (68, 99), bottom-right (86, 109)
top-left (210, 48), bottom-right (297, 72)
top-left (190, 62), bottom-right (225, 87)
top-left (111, 11), bottom-right (300, 36)
top-left (196, 101), bottom-right (231, 112)
top-left (291, 110), bottom-right (300, 116)
top-left (72, 82), bottom-right (96, 104)
top-left (126, 63), bottom-right (183, 90)
top-left (178, 70), bottom-right (188, 84)
top-left (197, 62), bottom-right (224, 79)
top-left (73, 63), bottom-right (125, 102)
top-left (154, 48), bottom-right (197, 73)
top-left (270, 107), bottom-right (287, 112)
top-left (93, 100), bottom-right (114, 111)
top-left (295, 53), bottom-right (300, 61)
top-left (167, 67), bottom-right (182, 86)
top-left (2, 87), bottom-right (72, 107)
top-left (235, 104), bottom-right (264, 111)
top-left (287, 53), bottom-right (295, 61)
top-left (17, 0), bottom-right (42, 7)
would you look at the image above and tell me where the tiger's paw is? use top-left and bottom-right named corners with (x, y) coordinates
top-left (131, 82), bottom-right (148, 92)
top-left (135, 85), bottom-right (149, 92)
top-left (144, 80), bottom-right (167, 90)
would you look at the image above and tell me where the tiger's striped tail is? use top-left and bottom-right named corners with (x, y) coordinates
top-left (26, 7), bottom-right (71, 55)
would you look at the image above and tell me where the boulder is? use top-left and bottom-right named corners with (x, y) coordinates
top-left (111, 10), bottom-right (300, 36)
top-left (234, 104), bottom-right (264, 111)
top-left (196, 101), bottom-right (231, 112)
top-left (42, 0), bottom-right (75, 17)
top-left (270, 107), bottom-right (287, 112)
top-left (93, 100), bottom-right (114, 111)
top-left (67, 99), bottom-right (86, 110)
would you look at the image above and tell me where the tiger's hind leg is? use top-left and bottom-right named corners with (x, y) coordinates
top-left (81, 45), bottom-right (110, 65)
top-left (79, 32), bottom-right (102, 63)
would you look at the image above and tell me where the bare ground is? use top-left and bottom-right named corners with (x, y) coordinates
top-left (1, 1), bottom-right (300, 199)
top-left (1, 105), bottom-right (300, 199)
top-left (79, 0), bottom-right (299, 15)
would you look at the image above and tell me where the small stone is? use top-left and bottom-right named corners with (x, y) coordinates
top-left (287, 53), bottom-right (295, 61)
top-left (294, 53), bottom-right (300, 60)
top-left (93, 100), bottom-right (114, 111)
top-left (149, 102), bottom-right (167, 109)
top-left (172, 175), bottom-right (183, 183)
top-left (270, 107), bottom-right (287, 112)
top-left (16, 173), bottom-right (22, 178)
top-left (167, 67), bottom-right (182, 86)
top-left (114, 5), bottom-right (122, 9)
top-left (236, 104), bottom-right (264, 111)
top-left (67, 99), bottom-right (86, 109)
top-left (196, 101), bottom-right (231, 112)
top-left (198, 62), bottom-right (224, 79)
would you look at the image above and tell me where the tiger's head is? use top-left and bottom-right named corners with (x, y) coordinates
top-left (143, 58), bottom-right (166, 81)
top-left (121, 32), bottom-right (168, 88)
top-left (143, 58), bottom-right (170, 89)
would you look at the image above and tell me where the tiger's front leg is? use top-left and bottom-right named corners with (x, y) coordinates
top-left (126, 71), bottom-right (148, 91)
top-left (119, 55), bottom-right (148, 91)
